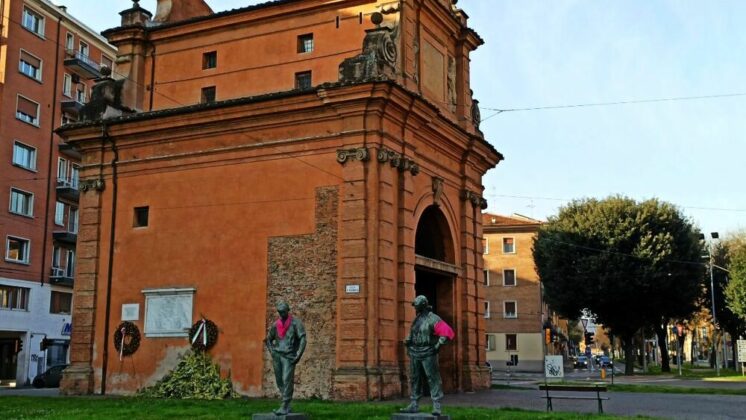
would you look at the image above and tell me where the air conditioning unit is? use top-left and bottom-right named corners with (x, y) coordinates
top-left (50, 267), bottom-right (64, 277)
top-left (71, 74), bottom-right (81, 84)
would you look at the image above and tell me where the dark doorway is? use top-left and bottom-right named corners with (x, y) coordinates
top-left (0, 339), bottom-right (19, 380)
top-left (414, 205), bottom-right (457, 392)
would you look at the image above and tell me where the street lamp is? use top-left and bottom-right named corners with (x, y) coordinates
top-left (701, 232), bottom-right (726, 375)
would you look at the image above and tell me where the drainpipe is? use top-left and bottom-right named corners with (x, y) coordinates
top-left (100, 124), bottom-right (119, 395)
top-left (39, 14), bottom-right (64, 286)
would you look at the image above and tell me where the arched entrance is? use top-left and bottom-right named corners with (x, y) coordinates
top-left (414, 205), bottom-right (458, 392)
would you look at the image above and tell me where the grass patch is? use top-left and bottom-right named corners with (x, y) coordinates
top-left (0, 396), bottom-right (648, 419)
top-left (641, 366), bottom-right (741, 379)
top-left (608, 384), bottom-right (746, 396)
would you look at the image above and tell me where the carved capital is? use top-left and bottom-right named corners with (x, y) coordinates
top-left (376, 148), bottom-right (419, 176)
top-left (462, 190), bottom-right (487, 210)
top-left (336, 147), bottom-right (370, 164)
top-left (80, 178), bottom-right (106, 193)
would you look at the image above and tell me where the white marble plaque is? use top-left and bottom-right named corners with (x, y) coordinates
top-left (121, 303), bottom-right (140, 321)
top-left (142, 288), bottom-right (195, 337)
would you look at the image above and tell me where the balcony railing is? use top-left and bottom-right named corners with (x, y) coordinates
top-left (64, 49), bottom-right (101, 79)
top-left (49, 267), bottom-right (74, 287)
top-left (56, 178), bottom-right (80, 202)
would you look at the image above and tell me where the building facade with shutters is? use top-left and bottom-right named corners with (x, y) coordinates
top-left (482, 213), bottom-right (548, 371)
top-left (0, 0), bottom-right (116, 386)
top-left (56, 0), bottom-right (502, 399)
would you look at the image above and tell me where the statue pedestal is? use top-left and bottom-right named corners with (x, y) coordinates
top-left (391, 414), bottom-right (451, 420)
top-left (252, 414), bottom-right (308, 420)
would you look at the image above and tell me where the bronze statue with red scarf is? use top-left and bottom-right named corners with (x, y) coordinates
top-left (265, 301), bottom-right (307, 415)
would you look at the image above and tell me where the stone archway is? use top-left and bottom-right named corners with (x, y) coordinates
top-left (414, 205), bottom-right (459, 392)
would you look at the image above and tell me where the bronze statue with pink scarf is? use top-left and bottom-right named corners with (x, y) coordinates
top-left (265, 301), bottom-right (307, 416)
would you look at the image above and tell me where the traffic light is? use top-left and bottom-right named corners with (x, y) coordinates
top-left (40, 338), bottom-right (49, 351)
top-left (14, 338), bottom-right (23, 353)
top-left (584, 332), bottom-right (595, 346)
top-left (545, 328), bottom-right (551, 345)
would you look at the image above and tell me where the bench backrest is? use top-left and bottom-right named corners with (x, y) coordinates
top-left (539, 385), bottom-right (608, 392)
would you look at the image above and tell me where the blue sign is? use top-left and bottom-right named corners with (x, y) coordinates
top-left (61, 323), bottom-right (72, 336)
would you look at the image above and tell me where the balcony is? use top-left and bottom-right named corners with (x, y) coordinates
top-left (64, 49), bottom-right (100, 79)
top-left (59, 142), bottom-right (81, 160)
top-left (61, 99), bottom-right (85, 115)
top-left (49, 267), bottom-right (74, 288)
top-left (56, 178), bottom-right (80, 202)
top-left (53, 230), bottom-right (77, 245)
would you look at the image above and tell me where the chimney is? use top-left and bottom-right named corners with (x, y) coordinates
top-left (154, 0), bottom-right (213, 23)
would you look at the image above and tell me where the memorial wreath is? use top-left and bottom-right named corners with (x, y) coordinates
top-left (189, 318), bottom-right (218, 351)
top-left (113, 321), bottom-right (141, 359)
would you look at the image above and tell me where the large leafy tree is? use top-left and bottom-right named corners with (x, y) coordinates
top-left (725, 234), bottom-right (746, 322)
top-left (533, 197), bottom-right (705, 374)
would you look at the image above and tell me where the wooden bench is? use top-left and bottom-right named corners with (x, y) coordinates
top-left (539, 384), bottom-right (609, 414)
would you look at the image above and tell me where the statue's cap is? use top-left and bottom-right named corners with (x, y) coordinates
top-left (412, 295), bottom-right (429, 307)
top-left (276, 302), bottom-right (290, 312)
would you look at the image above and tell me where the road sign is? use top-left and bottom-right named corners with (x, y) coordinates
top-left (581, 318), bottom-right (588, 330)
top-left (738, 340), bottom-right (746, 361)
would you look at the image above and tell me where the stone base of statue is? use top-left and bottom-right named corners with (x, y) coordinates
top-left (252, 413), bottom-right (308, 420)
top-left (391, 414), bottom-right (451, 420)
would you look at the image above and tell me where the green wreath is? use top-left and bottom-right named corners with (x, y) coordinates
top-left (114, 321), bottom-right (141, 357)
top-left (188, 318), bottom-right (218, 351)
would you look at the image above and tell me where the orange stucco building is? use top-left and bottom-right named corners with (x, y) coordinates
top-left (58, 0), bottom-right (502, 400)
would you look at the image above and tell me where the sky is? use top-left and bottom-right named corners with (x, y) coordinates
top-left (59, 0), bottom-right (746, 237)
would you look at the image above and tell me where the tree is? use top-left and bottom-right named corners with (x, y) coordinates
top-left (725, 234), bottom-right (746, 322)
top-left (533, 197), bottom-right (705, 375)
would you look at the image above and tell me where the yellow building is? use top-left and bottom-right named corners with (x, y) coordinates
top-left (482, 213), bottom-right (547, 371)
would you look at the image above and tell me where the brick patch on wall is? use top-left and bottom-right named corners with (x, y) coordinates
top-left (264, 186), bottom-right (338, 399)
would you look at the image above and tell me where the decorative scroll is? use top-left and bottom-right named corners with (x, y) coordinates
top-left (376, 148), bottom-right (420, 176)
top-left (336, 147), bottom-right (370, 164)
top-left (462, 190), bottom-right (488, 210)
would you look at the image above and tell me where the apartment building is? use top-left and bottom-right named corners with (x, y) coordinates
top-left (482, 213), bottom-right (547, 371)
top-left (0, 0), bottom-right (115, 386)
top-left (57, 0), bottom-right (501, 399)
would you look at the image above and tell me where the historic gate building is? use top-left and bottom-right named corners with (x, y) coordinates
top-left (58, 0), bottom-right (502, 399)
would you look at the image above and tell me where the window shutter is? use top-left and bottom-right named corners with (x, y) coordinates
top-left (20, 51), bottom-right (41, 68)
top-left (17, 96), bottom-right (39, 116)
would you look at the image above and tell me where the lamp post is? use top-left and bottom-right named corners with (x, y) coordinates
top-left (702, 232), bottom-right (720, 375)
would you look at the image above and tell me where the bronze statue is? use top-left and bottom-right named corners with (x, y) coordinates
top-left (401, 295), bottom-right (454, 416)
top-left (265, 302), bottom-right (307, 415)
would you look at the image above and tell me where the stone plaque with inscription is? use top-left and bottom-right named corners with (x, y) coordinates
top-left (142, 288), bottom-right (195, 337)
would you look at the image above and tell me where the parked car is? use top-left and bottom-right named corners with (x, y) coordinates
top-left (574, 355), bottom-right (588, 369)
top-left (597, 356), bottom-right (613, 368)
top-left (32, 364), bottom-right (68, 388)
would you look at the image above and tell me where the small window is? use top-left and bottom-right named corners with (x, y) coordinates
top-left (202, 51), bottom-right (217, 69)
top-left (22, 7), bottom-right (44, 36)
top-left (504, 301), bottom-right (517, 318)
top-left (6, 236), bottom-right (31, 264)
top-left (484, 301), bottom-right (490, 319)
top-left (19, 50), bottom-right (42, 81)
top-left (65, 250), bottom-right (75, 277)
top-left (483, 269), bottom-right (489, 286)
top-left (79, 41), bottom-right (89, 58)
top-left (134, 206), bottom-right (149, 227)
top-left (55, 201), bottom-right (65, 225)
top-left (294, 71), bottom-right (312, 90)
top-left (201, 86), bottom-right (216, 104)
top-left (505, 333), bottom-right (517, 351)
top-left (65, 33), bottom-right (74, 50)
top-left (63, 73), bottom-right (73, 96)
top-left (297, 33), bottom-right (314, 53)
top-left (503, 237), bottom-right (515, 254)
top-left (9, 188), bottom-right (34, 217)
top-left (76, 86), bottom-right (87, 103)
top-left (16, 95), bottom-right (40, 126)
top-left (12, 141), bottom-right (37, 171)
top-left (0, 284), bottom-right (30, 310)
top-left (61, 113), bottom-right (76, 125)
top-left (482, 238), bottom-right (489, 254)
top-left (50, 291), bottom-right (72, 314)
top-left (503, 269), bottom-right (516, 286)
top-left (69, 208), bottom-right (79, 233)
top-left (57, 158), bottom-right (68, 183)
top-left (486, 334), bottom-right (496, 351)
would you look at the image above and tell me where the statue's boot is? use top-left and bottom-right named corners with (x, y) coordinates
top-left (399, 400), bottom-right (419, 413)
top-left (273, 401), bottom-right (291, 415)
top-left (432, 400), bottom-right (442, 416)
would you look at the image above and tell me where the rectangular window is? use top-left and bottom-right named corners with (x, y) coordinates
top-left (16, 95), bottom-right (40, 125)
top-left (57, 158), bottom-right (68, 184)
top-left (22, 7), bottom-right (44, 36)
top-left (19, 50), bottom-right (42, 81)
top-left (201, 86), bottom-right (216, 104)
top-left (134, 206), bottom-right (149, 228)
top-left (70, 165), bottom-right (80, 189)
top-left (9, 188), bottom-right (34, 217)
top-left (483, 269), bottom-right (489, 286)
top-left (297, 34), bottom-right (314, 53)
top-left (506, 333), bottom-right (517, 351)
top-left (5, 236), bottom-right (30, 264)
top-left (484, 301), bottom-right (490, 319)
top-left (294, 71), bottom-right (312, 90)
top-left (12, 141), bottom-right (37, 171)
top-left (79, 41), bottom-right (89, 58)
top-left (101, 55), bottom-right (114, 71)
top-left (52, 245), bottom-right (62, 268)
top-left (503, 269), bottom-right (516, 286)
top-left (486, 334), bottom-right (496, 351)
top-left (504, 301), bottom-right (517, 318)
top-left (503, 237), bottom-right (515, 254)
top-left (65, 33), bottom-right (74, 50)
top-left (482, 238), bottom-right (489, 254)
top-left (76, 86), bottom-right (87, 103)
top-left (63, 74), bottom-right (73, 96)
top-left (69, 207), bottom-right (79, 233)
top-left (50, 291), bottom-right (72, 314)
top-left (0, 284), bottom-right (30, 310)
top-left (202, 51), bottom-right (217, 69)
top-left (65, 250), bottom-right (75, 277)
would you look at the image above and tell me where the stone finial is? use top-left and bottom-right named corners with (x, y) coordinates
top-left (339, 27), bottom-right (398, 82)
